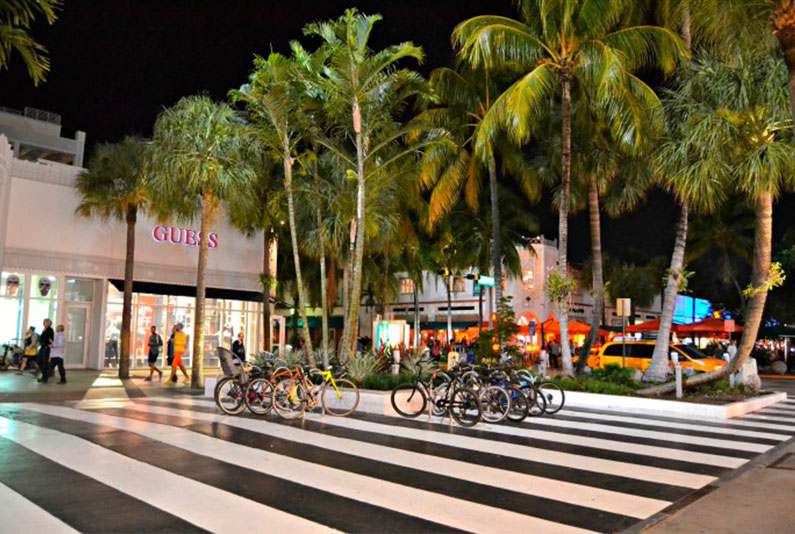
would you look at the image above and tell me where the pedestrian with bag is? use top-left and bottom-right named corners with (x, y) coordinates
top-left (16, 326), bottom-right (38, 375)
top-left (49, 324), bottom-right (67, 384)
top-left (37, 319), bottom-right (54, 383)
top-left (146, 325), bottom-right (164, 382)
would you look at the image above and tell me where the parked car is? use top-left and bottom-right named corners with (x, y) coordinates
top-left (595, 341), bottom-right (727, 373)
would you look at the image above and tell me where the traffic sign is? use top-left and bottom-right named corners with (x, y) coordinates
top-left (478, 275), bottom-right (495, 287)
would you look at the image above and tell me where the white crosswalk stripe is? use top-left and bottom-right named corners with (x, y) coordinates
top-left (2, 393), bottom-right (794, 534)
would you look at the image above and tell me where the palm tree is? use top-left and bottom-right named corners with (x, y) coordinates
top-left (232, 52), bottom-right (316, 365)
top-left (75, 137), bottom-right (151, 379)
top-left (641, 55), bottom-right (795, 394)
top-left (303, 9), bottom-right (428, 358)
top-left (150, 95), bottom-right (252, 388)
top-left (453, 0), bottom-right (686, 374)
top-left (417, 66), bottom-right (541, 336)
top-left (0, 0), bottom-right (60, 85)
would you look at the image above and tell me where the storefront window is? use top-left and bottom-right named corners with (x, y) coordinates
top-left (28, 274), bottom-right (58, 332)
top-left (65, 278), bottom-right (94, 302)
top-left (0, 272), bottom-right (25, 343)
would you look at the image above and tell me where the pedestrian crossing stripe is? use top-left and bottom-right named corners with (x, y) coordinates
top-left (0, 395), bottom-right (793, 534)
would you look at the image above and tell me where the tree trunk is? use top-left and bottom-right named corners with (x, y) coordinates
top-left (383, 249), bottom-right (390, 320)
top-left (341, 100), bottom-right (367, 359)
top-left (192, 192), bottom-right (214, 389)
top-left (413, 279), bottom-right (420, 350)
top-left (487, 159), bottom-right (503, 347)
top-left (119, 204), bottom-right (137, 379)
top-left (576, 174), bottom-right (603, 373)
top-left (446, 274), bottom-right (453, 344)
top-left (639, 193), bottom-right (772, 395)
top-left (558, 72), bottom-right (573, 375)
top-left (643, 201), bottom-right (689, 383)
top-left (283, 139), bottom-right (316, 366)
top-left (315, 159), bottom-right (330, 369)
top-left (262, 227), bottom-right (272, 353)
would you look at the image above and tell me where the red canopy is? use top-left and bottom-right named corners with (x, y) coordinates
top-left (541, 319), bottom-right (606, 336)
top-left (677, 317), bottom-right (744, 334)
top-left (626, 318), bottom-right (679, 334)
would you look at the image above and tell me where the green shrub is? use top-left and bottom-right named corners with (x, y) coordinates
top-left (360, 372), bottom-right (414, 391)
top-left (751, 347), bottom-right (774, 368)
top-left (400, 353), bottom-right (437, 378)
top-left (590, 364), bottom-right (637, 386)
top-left (346, 352), bottom-right (385, 385)
top-left (689, 378), bottom-right (744, 396)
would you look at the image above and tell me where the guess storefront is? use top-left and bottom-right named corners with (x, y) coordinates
top-left (0, 137), bottom-right (279, 369)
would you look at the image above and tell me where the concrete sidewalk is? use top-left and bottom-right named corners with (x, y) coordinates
top-left (0, 369), bottom-right (210, 403)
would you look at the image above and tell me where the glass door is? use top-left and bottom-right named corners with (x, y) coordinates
top-left (65, 304), bottom-right (91, 368)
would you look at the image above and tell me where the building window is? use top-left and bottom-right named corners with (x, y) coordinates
top-left (0, 272), bottom-right (25, 343)
top-left (522, 269), bottom-right (535, 292)
top-left (452, 277), bottom-right (466, 293)
top-left (400, 278), bottom-right (415, 295)
top-left (28, 274), bottom-right (58, 332)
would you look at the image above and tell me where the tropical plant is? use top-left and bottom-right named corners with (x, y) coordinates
top-left (75, 137), bottom-right (151, 379)
top-left (150, 95), bottom-right (253, 388)
top-left (345, 351), bottom-right (385, 385)
top-left (0, 0), bottom-right (60, 85)
top-left (453, 0), bottom-right (686, 375)
top-left (641, 55), bottom-right (795, 394)
top-left (232, 51), bottom-right (317, 366)
top-left (302, 9), bottom-right (429, 358)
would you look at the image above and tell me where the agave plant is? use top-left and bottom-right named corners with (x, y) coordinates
top-left (345, 352), bottom-right (386, 385)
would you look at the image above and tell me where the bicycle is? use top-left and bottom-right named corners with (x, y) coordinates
top-left (391, 358), bottom-right (482, 427)
top-left (271, 366), bottom-right (359, 419)
top-left (514, 369), bottom-right (565, 415)
top-left (244, 364), bottom-right (303, 415)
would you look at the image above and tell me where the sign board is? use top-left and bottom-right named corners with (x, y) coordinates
top-left (725, 319), bottom-right (736, 333)
top-left (616, 298), bottom-right (632, 317)
top-left (478, 275), bottom-right (495, 287)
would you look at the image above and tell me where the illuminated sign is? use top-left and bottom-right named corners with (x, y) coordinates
top-left (673, 295), bottom-right (712, 324)
top-left (152, 225), bottom-right (218, 249)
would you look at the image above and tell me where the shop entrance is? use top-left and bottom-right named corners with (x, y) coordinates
top-left (64, 303), bottom-right (90, 368)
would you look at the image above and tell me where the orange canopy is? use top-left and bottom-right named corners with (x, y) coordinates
top-left (677, 317), bottom-right (744, 334)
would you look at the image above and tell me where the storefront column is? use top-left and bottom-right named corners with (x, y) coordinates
top-left (91, 279), bottom-right (108, 370)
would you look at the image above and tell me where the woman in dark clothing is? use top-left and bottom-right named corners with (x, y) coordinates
top-left (232, 331), bottom-right (246, 364)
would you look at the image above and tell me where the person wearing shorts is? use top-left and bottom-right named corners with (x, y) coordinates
top-left (145, 326), bottom-right (163, 382)
top-left (17, 327), bottom-right (38, 375)
top-left (168, 323), bottom-right (189, 383)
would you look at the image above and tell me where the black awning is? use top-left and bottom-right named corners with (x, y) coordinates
top-left (108, 279), bottom-right (267, 303)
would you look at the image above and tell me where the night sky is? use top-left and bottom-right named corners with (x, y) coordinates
top-left (1, 0), bottom-right (792, 271)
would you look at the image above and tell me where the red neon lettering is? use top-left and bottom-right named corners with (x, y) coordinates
top-left (185, 229), bottom-right (198, 247)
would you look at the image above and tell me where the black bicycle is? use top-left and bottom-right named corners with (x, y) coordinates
top-left (390, 358), bottom-right (482, 427)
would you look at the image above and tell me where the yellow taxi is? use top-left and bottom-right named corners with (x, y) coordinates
top-left (595, 341), bottom-right (727, 373)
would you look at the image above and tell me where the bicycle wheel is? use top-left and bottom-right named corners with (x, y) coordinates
top-left (271, 379), bottom-right (307, 419)
top-left (390, 383), bottom-right (427, 418)
top-left (245, 378), bottom-right (273, 415)
top-left (215, 377), bottom-right (246, 415)
top-left (321, 378), bottom-right (360, 416)
top-left (505, 386), bottom-right (530, 423)
top-left (431, 382), bottom-right (450, 416)
top-left (479, 386), bottom-right (511, 423)
top-left (538, 382), bottom-right (565, 414)
top-left (450, 387), bottom-right (481, 427)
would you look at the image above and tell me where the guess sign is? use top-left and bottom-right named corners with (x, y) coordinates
top-left (152, 225), bottom-right (218, 249)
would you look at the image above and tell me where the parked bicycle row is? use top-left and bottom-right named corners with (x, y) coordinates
top-left (213, 347), bottom-right (360, 419)
top-left (390, 358), bottom-right (565, 427)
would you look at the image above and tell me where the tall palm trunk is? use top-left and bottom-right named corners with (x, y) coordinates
top-left (488, 159), bottom-right (503, 347)
top-left (413, 279), bottom-right (420, 349)
top-left (558, 73), bottom-right (573, 375)
top-left (283, 139), bottom-right (315, 366)
top-left (639, 193), bottom-right (772, 394)
top-left (342, 101), bottom-right (366, 358)
top-left (314, 161), bottom-right (330, 369)
top-left (446, 274), bottom-right (453, 343)
top-left (643, 201), bottom-right (689, 382)
top-left (383, 249), bottom-right (390, 319)
top-left (576, 174), bottom-right (603, 372)
top-left (119, 204), bottom-right (137, 379)
top-left (262, 227), bottom-right (272, 352)
top-left (192, 192), bottom-right (214, 389)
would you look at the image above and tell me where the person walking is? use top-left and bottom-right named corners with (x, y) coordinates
top-left (37, 319), bottom-right (54, 383)
top-left (145, 325), bottom-right (164, 382)
top-left (166, 325), bottom-right (176, 367)
top-left (231, 331), bottom-right (246, 364)
top-left (16, 326), bottom-right (38, 375)
top-left (727, 340), bottom-right (738, 361)
top-left (169, 323), bottom-right (189, 384)
top-left (49, 324), bottom-right (67, 384)
top-left (549, 340), bottom-right (561, 369)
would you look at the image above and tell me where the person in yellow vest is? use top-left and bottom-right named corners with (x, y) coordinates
top-left (168, 323), bottom-right (189, 384)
